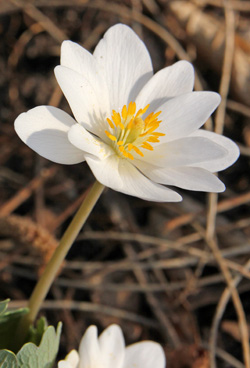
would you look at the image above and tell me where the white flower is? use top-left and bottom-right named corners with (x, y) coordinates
top-left (57, 324), bottom-right (166, 368)
top-left (14, 24), bottom-right (239, 202)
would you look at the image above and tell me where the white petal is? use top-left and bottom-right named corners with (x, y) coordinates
top-left (139, 136), bottom-right (227, 167)
top-left (93, 24), bottom-right (153, 110)
top-left (189, 130), bottom-right (240, 172)
top-left (68, 124), bottom-right (113, 160)
top-left (14, 106), bottom-right (86, 164)
top-left (136, 60), bottom-right (194, 113)
top-left (124, 341), bottom-right (166, 368)
top-left (65, 350), bottom-right (80, 366)
top-left (58, 362), bottom-right (73, 368)
top-left (78, 326), bottom-right (101, 368)
top-left (58, 350), bottom-right (79, 368)
top-left (60, 41), bottom-right (110, 116)
top-left (156, 92), bottom-right (221, 143)
top-left (60, 40), bottom-right (99, 81)
top-left (135, 161), bottom-right (225, 192)
top-left (99, 325), bottom-right (125, 368)
top-left (85, 154), bottom-right (182, 202)
top-left (55, 66), bottom-right (108, 140)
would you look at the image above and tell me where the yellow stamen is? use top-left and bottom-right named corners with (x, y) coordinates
top-left (121, 150), bottom-right (134, 160)
top-left (152, 132), bottom-right (165, 137)
top-left (105, 130), bottom-right (117, 141)
top-left (141, 104), bottom-right (150, 115)
top-left (112, 111), bottom-right (124, 129)
top-left (146, 124), bottom-right (160, 134)
top-left (127, 101), bottom-right (136, 116)
top-left (127, 152), bottom-right (134, 160)
top-left (144, 111), bottom-right (162, 127)
top-left (139, 124), bottom-right (159, 137)
top-left (141, 142), bottom-right (154, 150)
top-left (131, 145), bottom-right (144, 157)
top-left (107, 118), bottom-right (114, 129)
top-left (105, 102), bottom-right (164, 161)
top-left (127, 118), bottom-right (134, 131)
top-left (151, 111), bottom-right (162, 120)
top-left (122, 105), bottom-right (128, 120)
top-left (147, 119), bottom-right (160, 128)
top-left (134, 103), bottom-right (150, 119)
top-left (144, 112), bottom-right (154, 125)
top-left (135, 109), bottom-right (142, 119)
top-left (147, 136), bottom-right (160, 143)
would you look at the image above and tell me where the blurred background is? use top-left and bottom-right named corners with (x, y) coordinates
top-left (0, 0), bottom-right (250, 367)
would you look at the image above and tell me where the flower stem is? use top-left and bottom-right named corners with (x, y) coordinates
top-left (14, 180), bottom-right (105, 351)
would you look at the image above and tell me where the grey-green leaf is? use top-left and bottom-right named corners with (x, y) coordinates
top-left (27, 317), bottom-right (47, 346)
top-left (0, 350), bottom-right (18, 368)
top-left (0, 301), bottom-right (29, 350)
top-left (16, 322), bottom-right (62, 368)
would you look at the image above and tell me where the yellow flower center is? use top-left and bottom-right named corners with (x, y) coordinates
top-left (105, 102), bottom-right (165, 160)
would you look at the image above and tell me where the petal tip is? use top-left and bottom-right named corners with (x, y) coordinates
top-left (14, 112), bottom-right (26, 136)
top-left (164, 190), bottom-right (183, 203)
top-left (105, 324), bottom-right (123, 334)
top-left (231, 141), bottom-right (240, 163)
top-left (216, 180), bottom-right (226, 193)
top-left (177, 59), bottom-right (194, 71)
top-left (214, 91), bottom-right (222, 105)
top-left (54, 64), bottom-right (61, 77)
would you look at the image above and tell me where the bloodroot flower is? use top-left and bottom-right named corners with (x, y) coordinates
top-left (15, 24), bottom-right (239, 202)
top-left (58, 324), bottom-right (166, 368)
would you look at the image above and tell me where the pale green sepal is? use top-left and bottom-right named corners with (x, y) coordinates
top-left (16, 322), bottom-right (62, 368)
top-left (0, 350), bottom-right (18, 368)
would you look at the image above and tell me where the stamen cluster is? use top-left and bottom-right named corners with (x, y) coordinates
top-left (105, 102), bottom-right (165, 160)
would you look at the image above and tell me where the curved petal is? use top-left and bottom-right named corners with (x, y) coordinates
top-left (55, 66), bottom-right (108, 140)
top-left (14, 106), bottom-right (85, 164)
top-left (78, 326), bottom-right (101, 368)
top-left (135, 161), bottom-right (225, 192)
top-left (58, 350), bottom-right (79, 368)
top-left (138, 136), bottom-right (227, 167)
top-left (188, 130), bottom-right (240, 172)
top-left (99, 325), bottom-right (125, 368)
top-left (60, 40), bottom-right (110, 115)
top-left (136, 60), bottom-right (194, 114)
top-left (85, 154), bottom-right (182, 202)
top-left (155, 91), bottom-right (221, 143)
top-left (93, 24), bottom-right (153, 110)
top-left (68, 124), bottom-right (113, 160)
top-left (124, 341), bottom-right (166, 368)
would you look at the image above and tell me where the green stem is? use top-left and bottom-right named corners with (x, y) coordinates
top-left (14, 180), bottom-right (104, 350)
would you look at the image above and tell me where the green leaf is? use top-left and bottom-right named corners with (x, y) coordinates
top-left (0, 301), bottom-right (10, 316)
top-left (0, 350), bottom-right (18, 368)
top-left (16, 322), bottom-right (62, 368)
top-left (0, 301), bottom-right (29, 350)
top-left (27, 317), bottom-right (47, 346)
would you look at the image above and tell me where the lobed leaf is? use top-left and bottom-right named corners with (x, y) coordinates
top-left (16, 322), bottom-right (62, 368)
top-left (0, 350), bottom-right (18, 368)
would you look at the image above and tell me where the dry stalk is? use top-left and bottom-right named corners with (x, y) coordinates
top-left (0, 215), bottom-right (59, 275)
